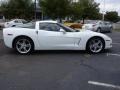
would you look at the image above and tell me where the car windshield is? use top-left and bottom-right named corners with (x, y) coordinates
top-left (58, 23), bottom-right (76, 32)
top-left (21, 19), bottom-right (29, 24)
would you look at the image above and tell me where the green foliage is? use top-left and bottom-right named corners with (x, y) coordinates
top-left (105, 11), bottom-right (119, 23)
top-left (71, 0), bottom-right (100, 20)
top-left (39, 0), bottom-right (71, 19)
top-left (39, 0), bottom-right (100, 20)
top-left (0, 0), bottom-right (34, 20)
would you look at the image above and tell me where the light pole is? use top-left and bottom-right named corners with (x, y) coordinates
top-left (102, 0), bottom-right (105, 21)
top-left (35, 0), bottom-right (37, 21)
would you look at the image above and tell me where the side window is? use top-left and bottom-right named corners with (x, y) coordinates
top-left (22, 20), bottom-right (28, 24)
top-left (14, 20), bottom-right (19, 23)
top-left (39, 23), bottom-right (60, 32)
top-left (18, 20), bottom-right (22, 23)
top-left (57, 23), bottom-right (74, 32)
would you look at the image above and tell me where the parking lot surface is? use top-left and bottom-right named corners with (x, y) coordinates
top-left (0, 30), bottom-right (3, 40)
top-left (0, 30), bottom-right (120, 90)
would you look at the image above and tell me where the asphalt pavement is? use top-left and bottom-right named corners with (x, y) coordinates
top-left (0, 30), bottom-right (3, 40)
top-left (0, 30), bottom-right (120, 90)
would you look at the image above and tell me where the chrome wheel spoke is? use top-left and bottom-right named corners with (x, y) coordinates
top-left (23, 47), bottom-right (28, 52)
top-left (96, 40), bottom-right (101, 45)
top-left (17, 42), bottom-right (22, 46)
top-left (20, 46), bottom-right (24, 50)
top-left (93, 46), bottom-right (97, 51)
top-left (22, 39), bottom-right (26, 44)
top-left (26, 44), bottom-right (31, 47)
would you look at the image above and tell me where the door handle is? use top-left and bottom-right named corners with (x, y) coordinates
top-left (35, 31), bottom-right (38, 34)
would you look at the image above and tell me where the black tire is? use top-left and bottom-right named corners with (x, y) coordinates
top-left (13, 37), bottom-right (34, 55)
top-left (86, 37), bottom-right (105, 54)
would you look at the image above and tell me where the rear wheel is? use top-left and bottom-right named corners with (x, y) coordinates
top-left (14, 37), bottom-right (34, 54)
top-left (87, 37), bottom-right (105, 53)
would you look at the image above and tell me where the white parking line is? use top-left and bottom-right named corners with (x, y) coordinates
top-left (88, 81), bottom-right (120, 89)
top-left (112, 43), bottom-right (120, 45)
top-left (107, 53), bottom-right (120, 57)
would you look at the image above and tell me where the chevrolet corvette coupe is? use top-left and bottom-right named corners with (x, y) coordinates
top-left (3, 21), bottom-right (112, 54)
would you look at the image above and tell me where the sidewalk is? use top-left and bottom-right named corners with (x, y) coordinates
top-left (0, 30), bottom-right (3, 40)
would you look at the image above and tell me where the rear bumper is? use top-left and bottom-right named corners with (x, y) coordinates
top-left (3, 35), bottom-right (13, 48)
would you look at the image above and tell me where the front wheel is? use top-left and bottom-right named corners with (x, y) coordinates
top-left (87, 37), bottom-right (105, 53)
top-left (14, 37), bottom-right (34, 54)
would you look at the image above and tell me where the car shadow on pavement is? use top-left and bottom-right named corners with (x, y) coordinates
top-left (8, 49), bottom-right (111, 56)
top-left (29, 49), bottom-right (112, 55)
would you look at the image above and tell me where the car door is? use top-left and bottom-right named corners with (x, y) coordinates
top-left (37, 23), bottom-right (75, 50)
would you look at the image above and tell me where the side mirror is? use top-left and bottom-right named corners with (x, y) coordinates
top-left (60, 29), bottom-right (66, 34)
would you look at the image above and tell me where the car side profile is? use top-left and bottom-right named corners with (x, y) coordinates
top-left (82, 20), bottom-right (113, 33)
top-left (3, 21), bottom-right (112, 54)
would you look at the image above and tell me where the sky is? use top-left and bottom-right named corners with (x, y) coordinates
top-left (95, 0), bottom-right (120, 15)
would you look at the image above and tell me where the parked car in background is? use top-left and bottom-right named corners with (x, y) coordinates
top-left (64, 20), bottom-right (83, 30)
top-left (0, 15), bottom-right (5, 29)
top-left (3, 20), bottom-right (112, 54)
top-left (82, 20), bottom-right (113, 33)
top-left (4, 19), bottom-right (30, 28)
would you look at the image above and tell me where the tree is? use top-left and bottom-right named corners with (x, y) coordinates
top-left (0, 0), bottom-right (34, 20)
top-left (105, 11), bottom-right (119, 23)
top-left (71, 0), bottom-right (100, 21)
top-left (39, 0), bottom-right (71, 21)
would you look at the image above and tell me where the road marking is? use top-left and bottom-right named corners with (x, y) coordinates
top-left (88, 81), bottom-right (120, 89)
top-left (107, 53), bottom-right (120, 57)
top-left (112, 43), bottom-right (120, 45)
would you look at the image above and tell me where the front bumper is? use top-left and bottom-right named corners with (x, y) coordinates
top-left (105, 40), bottom-right (112, 49)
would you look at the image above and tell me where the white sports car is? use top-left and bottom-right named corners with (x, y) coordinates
top-left (3, 21), bottom-right (112, 54)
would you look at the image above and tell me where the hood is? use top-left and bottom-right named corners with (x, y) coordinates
top-left (73, 30), bottom-right (111, 41)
